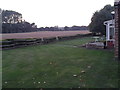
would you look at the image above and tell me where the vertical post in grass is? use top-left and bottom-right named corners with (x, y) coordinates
top-left (41, 37), bottom-right (44, 41)
top-left (56, 36), bottom-right (59, 41)
top-left (114, 0), bottom-right (120, 60)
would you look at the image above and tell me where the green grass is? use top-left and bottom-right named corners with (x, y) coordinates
top-left (2, 37), bottom-right (119, 88)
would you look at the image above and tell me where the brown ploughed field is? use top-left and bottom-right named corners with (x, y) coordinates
top-left (1, 30), bottom-right (90, 40)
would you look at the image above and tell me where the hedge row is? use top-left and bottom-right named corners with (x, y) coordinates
top-left (0, 34), bottom-right (92, 49)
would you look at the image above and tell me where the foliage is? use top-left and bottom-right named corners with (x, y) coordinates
top-left (2, 22), bottom-right (37, 33)
top-left (2, 10), bottom-right (22, 23)
top-left (89, 5), bottom-right (114, 35)
top-left (2, 10), bottom-right (37, 33)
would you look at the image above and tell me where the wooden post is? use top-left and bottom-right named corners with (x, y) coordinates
top-left (56, 36), bottom-right (59, 40)
top-left (41, 37), bottom-right (44, 41)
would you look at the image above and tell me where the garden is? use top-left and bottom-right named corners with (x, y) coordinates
top-left (2, 37), bottom-right (118, 88)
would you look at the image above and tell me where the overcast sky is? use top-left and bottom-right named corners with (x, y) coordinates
top-left (1, 0), bottom-right (114, 27)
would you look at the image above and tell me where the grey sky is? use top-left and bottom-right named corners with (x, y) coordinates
top-left (1, 0), bottom-right (114, 27)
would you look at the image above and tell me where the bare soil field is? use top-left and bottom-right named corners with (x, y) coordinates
top-left (1, 30), bottom-right (90, 40)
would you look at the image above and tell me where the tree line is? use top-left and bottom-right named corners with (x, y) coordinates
top-left (2, 22), bottom-right (38, 33)
top-left (38, 26), bottom-right (88, 31)
top-left (2, 4), bottom-right (114, 34)
top-left (1, 10), bottom-right (88, 33)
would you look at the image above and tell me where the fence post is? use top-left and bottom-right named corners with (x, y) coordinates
top-left (56, 36), bottom-right (59, 41)
top-left (41, 37), bottom-right (44, 41)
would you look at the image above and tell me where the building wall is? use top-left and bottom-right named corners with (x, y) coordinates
top-left (114, 1), bottom-right (120, 60)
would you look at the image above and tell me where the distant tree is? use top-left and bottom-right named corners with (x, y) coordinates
top-left (2, 10), bottom-right (22, 23)
top-left (39, 27), bottom-right (44, 31)
top-left (2, 10), bottom-right (38, 33)
top-left (64, 26), bottom-right (69, 30)
top-left (49, 27), bottom-right (54, 31)
top-left (89, 5), bottom-right (114, 35)
top-left (71, 25), bottom-right (81, 30)
top-left (31, 23), bottom-right (37, 28)
top-left (54, 26), bottom-right (59, 31)
top-left (44, 27), bottom-right (49, 31)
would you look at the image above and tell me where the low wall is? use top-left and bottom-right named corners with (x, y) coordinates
top-left (0, 34), bottom-right (92, 50)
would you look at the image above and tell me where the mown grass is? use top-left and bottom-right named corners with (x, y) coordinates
top-left (2, 37), bottom-right (119, 88)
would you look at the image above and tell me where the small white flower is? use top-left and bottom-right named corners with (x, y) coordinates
top-left (88, 66), bottom-right (91, 68)
top-left (73, 75), bottom-right (77, 77)
top-left (5, 81), bottom-right (7, 84)
top-left (81, 70), bottom-right (85, 73)
top-left (38, 82), bottom-right (40, 84)
top-left (44, 81), bottom-right (46, 84)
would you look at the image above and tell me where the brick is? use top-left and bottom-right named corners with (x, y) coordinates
top-left (114, 1), bottom-right (120, 60)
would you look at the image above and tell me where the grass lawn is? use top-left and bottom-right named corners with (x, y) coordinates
top-left (2, 37), bottom-right (119, 88)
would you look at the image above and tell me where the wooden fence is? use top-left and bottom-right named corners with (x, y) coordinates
top-left (0, 34), bottom-right (92, 50)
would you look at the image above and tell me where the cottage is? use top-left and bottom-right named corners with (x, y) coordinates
top-left (104, 0), bottom-right (119, 60)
